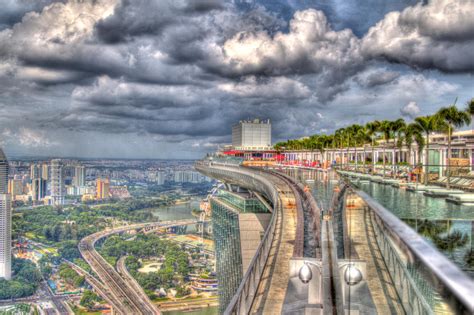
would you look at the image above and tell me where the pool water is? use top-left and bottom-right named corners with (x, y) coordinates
top-left (354, 179), bottom-right (474, 277)
top-left (280, 168), bottom-right (474, 277)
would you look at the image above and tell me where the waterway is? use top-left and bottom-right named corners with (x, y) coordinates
top-left (280, 168), bottom-right (474, 278)
top-left (149, 198), bottom-right (201, 232)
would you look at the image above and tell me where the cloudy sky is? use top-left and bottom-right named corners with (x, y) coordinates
top-left (0, 0), bottom-right (473, 159)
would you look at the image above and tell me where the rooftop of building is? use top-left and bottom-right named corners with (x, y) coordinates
top-left (235, 118), bottom-right (271, 125)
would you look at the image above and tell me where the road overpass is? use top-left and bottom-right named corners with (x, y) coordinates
top-left (78, 219), bottom-right (197, 315)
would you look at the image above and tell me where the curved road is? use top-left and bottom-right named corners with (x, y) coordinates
top-left (79, 219), bottom-right (196, 314)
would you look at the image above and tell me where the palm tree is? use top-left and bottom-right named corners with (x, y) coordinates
top-left (346, 124), bottom-right (363, 169)
top-left (355, 126), bottom-right (371, 172)
top-left (335, 128), bottom-right (346, 168)
top-left (437, 104), bottom-right (471, 188)
top-left (391, 118), bottom-right (406, 164)
top-left (414, 132), bottom-right (425, 165)
top-left (466, 98), bottom-right (474, 116)
top-left (404, 123), bottom-right (423, 167)
top-left (414, 115), bottom-right (442, 185)
top-left (366, 121), bottom-right (381, 174)
top-left (379, 120), bottom-right (393, 178)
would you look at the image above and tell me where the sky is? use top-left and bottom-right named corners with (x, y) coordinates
top-left (0, 0), bottom-right (473, 159)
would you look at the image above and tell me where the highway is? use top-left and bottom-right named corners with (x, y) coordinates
top-left (78, 219), bottom-right (196, 315)
top-left (116, 255), bottom-right (159, 313)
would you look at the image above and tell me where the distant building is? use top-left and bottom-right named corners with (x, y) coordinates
top-left (31, 178), bottom-right (47, 202)
top-left (50, 159), bottom-right (65, 206)
top-left (210, 187), bottom-right (271, 313)
top-left (174, 170), bottom-right (205, 183)
top-left (0, 148), bottom-right (11, 280)
top-left (232, 119), bottom-right (271, 150)
top-left (146, 170), bottom-right (166, 185)
top-left (41, 163), bottom-right (49, 181)
top-left (110, 186), bottom-right (131, 199)
top-left (155, 171), bottom-right (166, 185)
top-left (7, 179), bottom-right (23, 197)
top-left (30, 164), bottom-right (41, 180)
top-left (73, 165), bottom-right (86, 187)
top-left (96, 178), bottom-right (110, 200)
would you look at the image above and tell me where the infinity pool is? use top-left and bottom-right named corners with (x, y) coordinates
top-left (354, 179), bottom-right (474, 277)
top-left (281, 168), bottom-right (474, 277)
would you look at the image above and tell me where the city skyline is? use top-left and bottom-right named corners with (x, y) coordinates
top-left (0, 0), bottom-right (473, 159)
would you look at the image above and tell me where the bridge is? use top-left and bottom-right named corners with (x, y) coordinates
top-left (196, 159), bottom-right (474, 314)
top-left (77, 219), bottom-right (197, 315)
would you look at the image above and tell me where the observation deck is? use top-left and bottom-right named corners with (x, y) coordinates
top-left (196, 159), bottom-right (474, 314)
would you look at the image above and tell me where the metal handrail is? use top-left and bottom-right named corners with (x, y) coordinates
top-left (350, 188), bottom-right (474, 314)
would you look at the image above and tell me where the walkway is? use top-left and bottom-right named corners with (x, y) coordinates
top-left (250, 173), bottom-right (298, 314)
top-left (345, 194), bottom-right (404, 314)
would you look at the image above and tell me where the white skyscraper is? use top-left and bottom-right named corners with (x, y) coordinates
top-left (50, 159), bottom-right (65, 205)
top-left (232, 119), bottom-right (271, 150)
top-left (73, 165), bottom-right (86, 187)
top-left (0, 148), bottom-right (11, 280)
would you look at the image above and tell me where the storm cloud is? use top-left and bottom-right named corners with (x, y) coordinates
top-left (0, 0), bottom-right (473, 158)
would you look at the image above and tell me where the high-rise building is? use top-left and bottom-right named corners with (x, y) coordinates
top-left (7, 179), bottom-right (23, 197)
top-left (173, 170), bottom-right (204, 183)
top-left (0, 148), bottom-right (11, 280)
top-left (32, 178), bottom-right (47, 202)
top-left (210, 188), bottom-right (271, 313)
top-left (232, 119), bottom-right (271, 150)
top-left (50, 159), bottom-right (65, 205)
top-left (41, 163), bottom-right (49, 181)
top-left (156, 171), bottom-right (165, 185)
top-left (30, 164), bottom-right (41, 180)
top-left (73, 165), bottom-right (86, 187)
top-left (96, 178), bottom-right (110, 200)
top-left (147, 171), bottom-right (166, 185)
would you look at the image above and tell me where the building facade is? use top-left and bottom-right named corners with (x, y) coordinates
top-left (50, 159), bottom-right (65, 205)
top-left (0, 149), bottom-right (11, 280)
top-left (32, 178), bottom-right (47, 202)
top-left (30, 164), bottom-right (41, 180)
top-left (73, 165), bottom-right (86, 187)
top-left (41, 163), bottom-right (49, 181)
top-left (210, 188), bottom-right (270, 313)
top-left (96, 178), bottom-right (110, 200)
top-left (232, 119), bottom-right (271, 150)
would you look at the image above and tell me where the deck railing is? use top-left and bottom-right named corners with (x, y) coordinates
top-left (345, 187), bottom-right (474, 314)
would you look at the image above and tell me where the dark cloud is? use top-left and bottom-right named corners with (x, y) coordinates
top-left (355, 70), bottom-right (400, 88)
top-left (95, 0), bottom-right (225, 44)
top-left (0, 0), bottom-right (473, 158)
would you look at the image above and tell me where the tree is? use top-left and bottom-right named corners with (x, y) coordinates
top-left (366, 121), bottom-right (381, 174)
top-left (58, 241), bottom-right (80, 260)
top-left (391, 118), bottom-right (406, 164)
top-left (379, 120), bottom-right (394, 177)
top-left (414, 115), bottom-right (443, 184)
top-left (465, 98), bottom-right (474, 118)
top-left (437, 104), bottom-right (471, 188)
top-left (335, 128), bottom-right (346, 166)
top-left (80, 290), bottom-right (100, 310)
top-left (404, 123), bottom-right (423, 167)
